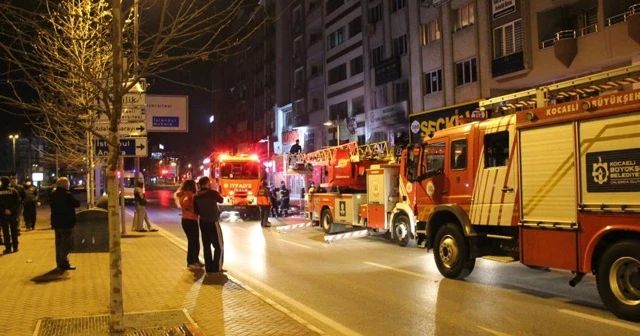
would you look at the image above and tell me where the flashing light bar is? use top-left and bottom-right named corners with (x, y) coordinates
top-left (203, 158), bottom-right (211, 164)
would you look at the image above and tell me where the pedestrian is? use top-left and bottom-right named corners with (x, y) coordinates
top-left (0, 176), bottom-right (21, 254)
top-left (193, 177), bottom-right (225, 274)
top-left (22, 177), bottom-right (39, 231)
top-left (132, 180), bottom-right (157, 232)
top-left (290, 139), bottom-right (302, 154)
top-left (256, 180), bottom-right (271, 227)
top-left (269, 185), bottom-right (279, 217)
top-left (49, 177), bottom-right (80, 270)
top-left (174, 179), bottom-right (203, 269)
top-left (279, 181), bottom-right (290, 217)
top-left (10, 176), bottom-right (25, 234)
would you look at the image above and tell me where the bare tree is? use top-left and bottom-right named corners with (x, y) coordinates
top-left (0, 0), bottom-right (268, 331)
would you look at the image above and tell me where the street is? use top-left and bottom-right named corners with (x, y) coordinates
top-left (143, 188), bottom-right (640, 336)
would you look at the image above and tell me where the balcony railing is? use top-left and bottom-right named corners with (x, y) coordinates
top-left (539, 25), bottom-right (598, 49)
top-left (606, 4), bottom-right (640, 27)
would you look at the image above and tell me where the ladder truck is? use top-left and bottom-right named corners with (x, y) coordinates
top-left (407, 64), bottom-right (640, 322)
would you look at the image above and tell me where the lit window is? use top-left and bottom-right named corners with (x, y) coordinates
top-left (453, 2), bottom-right (475, 31)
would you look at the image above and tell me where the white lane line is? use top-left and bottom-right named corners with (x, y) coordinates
top-left (559, 309), bottom-right (640, 332)
top-left (277, 238), bottom-right (312, 249)
top-left (157, 220), bottom-right (360, 336)
top-left (364, 261), bottom-right (440, 280)
top-left (477, 326), bottom-right (514, 336)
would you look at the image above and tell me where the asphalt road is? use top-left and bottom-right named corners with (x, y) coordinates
top-left (142, 189), bottom-right (640, 336)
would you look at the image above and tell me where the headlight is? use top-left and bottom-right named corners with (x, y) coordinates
top-left (248, 191), bottom-right (253, 196)
top-left (229, 191), bottom-right (234, 195)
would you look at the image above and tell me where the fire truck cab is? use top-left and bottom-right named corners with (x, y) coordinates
top-left (209, 153), bottom-right (265, 220)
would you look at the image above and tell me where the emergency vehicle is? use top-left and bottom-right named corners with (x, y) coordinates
top-left (405, 64), bottom-right (640, 322)
top-left (208, 152), bottom-right (265, 219)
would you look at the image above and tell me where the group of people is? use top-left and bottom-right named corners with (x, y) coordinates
top-left (0, 176), bottom-right (40, 254)
top-left (174, 177), bottom-right (226, 274)
top-left (269, 181), bottom-right (291, 218)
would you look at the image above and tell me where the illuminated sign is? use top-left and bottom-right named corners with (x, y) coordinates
top-left (408, 102), bottom-right (479, 143)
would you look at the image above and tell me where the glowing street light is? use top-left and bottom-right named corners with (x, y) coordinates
top-left (9, 134), bottom-right (19, 173)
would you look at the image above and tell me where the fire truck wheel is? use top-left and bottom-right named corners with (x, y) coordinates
top-left (392, 214), bottom-right (411, 247)
top-left (596, 240), bottom-right (640, 322)
top-left (321, 209), bottom-right (334, 234)
top-left (434, 223), bottom-right (475, 279)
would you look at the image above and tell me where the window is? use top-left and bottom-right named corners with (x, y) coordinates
top-left (352, 96), bottom-right (365, 116)
top-left (371, 45), bottom-right (384, 67)
top-left (350, 56), bottom-right (363, 76)
top-left (484, 131), bottom-right (509, 168)
top-left (493, 20), bottom-right (522, 59)
top-left (455, 58), bottom-right (477, 86)
top-left (423, 69), bottom-right (442, 95)
top-left (454, 2), bottom-right (475, 31)
top-left (326, 0), bottom-right (344, 15)
top-left (293, 5), bottom-right (302, 24)
top-left (374, 87), bottom-right (386, 108)
top-left (305, 132), bottom-right (315, 153)
top-left (329, 101), bottom-right (348, 120)
top-left (391, 0), bottom-right (406, 13)
top-left (423, 142), bottom-right (445, 175)
top-left (349, 17), bottom-right (362, 37)
top-left (294, 67), bottom-right (304, 86)
top-left (451, 139), bottom-right (467, 170)
top-left (311, 98), bottom-right (320, 111)
top-left (421, 19), bottom-right (441, 45)
top-left (328, 63), bottom-right (347, 85)
top-left (310, 64), bottom-right (322, 76)
top-left (394, 80), bottom-right (409, 103)
top-left (327, 27), bottom-right (345, 50)
top-left (392, 34), bottom-right (408, 56)
top-left (369, 4), bottom-right (382, 23)
top-left (293, 37), bottom-right (303, 56)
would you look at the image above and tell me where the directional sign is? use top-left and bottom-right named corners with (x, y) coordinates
top-left (123, 92), bottom-right (146, 108)
top-left (94, 122), bottom-right (147, 137)
top-left (95, 138), bottom-right (148, 157)
top-left (96, 107), bottom-right (146, 124)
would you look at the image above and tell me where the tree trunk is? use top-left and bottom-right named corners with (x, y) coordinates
top-left (108, 0), bottom-right (125, 332)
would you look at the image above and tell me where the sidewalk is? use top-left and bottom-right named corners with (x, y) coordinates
top-left (0, 207), bottom-right (320, 336)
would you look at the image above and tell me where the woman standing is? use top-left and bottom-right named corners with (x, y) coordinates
top-left (132, 180), bottom-right (157, 232)
top-left (174, 179), bottom-right (203, 268)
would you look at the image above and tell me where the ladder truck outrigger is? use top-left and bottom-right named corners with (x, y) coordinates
top-left (407, 64), bottom-right (640, 322)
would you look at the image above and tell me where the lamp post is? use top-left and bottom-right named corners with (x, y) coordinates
top-left (324, 120), bottom-right (340, 146)
top-left (9, 134), bottom-right (19, 173)
top-left (258, 135), bottom-right (270, 160)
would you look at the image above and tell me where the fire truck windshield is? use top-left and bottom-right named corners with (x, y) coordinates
top-left (219, 161), bottom-right (260, 179)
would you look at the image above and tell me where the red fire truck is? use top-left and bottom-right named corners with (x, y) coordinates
top-left (208, 153), bottom-right (265, 219)
top-left (404, 66), bottom-right (640, 321)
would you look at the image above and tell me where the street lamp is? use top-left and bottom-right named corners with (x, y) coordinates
top-left (324, 120), bottom-right (340, 146)
top-left (9, 134), bottom-right (19, 173)
top-left (258, 135), bottom-right (270, 160)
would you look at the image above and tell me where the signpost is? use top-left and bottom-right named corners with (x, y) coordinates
top-left (94, 122), bottom-right (147, 137)
top-left (95, 138), bottom-right (148, 157)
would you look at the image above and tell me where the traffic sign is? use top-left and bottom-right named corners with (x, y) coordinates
top-left (93, 122), bottom-right (147, 137)
top-left (95, 138), bottom-right (147, 157)
top-left (96, 107), bottom-right (146, 124)
top-left (123, 92), bottom-right (146, 108)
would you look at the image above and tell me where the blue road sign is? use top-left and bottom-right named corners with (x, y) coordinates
top-left (152, 116), bottom-right (179, 127)
top-left (95, 138), bottom-right (148, 157)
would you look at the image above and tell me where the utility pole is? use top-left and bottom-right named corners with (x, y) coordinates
top-left (133, 0), bottom-right (141, 184)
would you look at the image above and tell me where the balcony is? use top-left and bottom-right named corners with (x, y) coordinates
top-left (605, 3), bottom-right (640, 26)
top-left (491, 51), bottom-right (525, 78)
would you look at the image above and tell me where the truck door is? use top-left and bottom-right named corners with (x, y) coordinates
top-left (443, 138), bottom-right (472, 207)
top-left (469, 117), bottom-right (518, 226)
top-left (418, 141), bottom-right (448, 212)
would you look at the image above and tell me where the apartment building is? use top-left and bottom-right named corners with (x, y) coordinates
top-left (211, 1), bottom-right (276, 155)
top-left (409, 0), bottom-right (640, 141)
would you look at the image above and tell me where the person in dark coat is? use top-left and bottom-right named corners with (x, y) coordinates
top-left (269, 185), bottom-right (279, 217)
top-left (193, 177), bottom-right (225, 274)
top-left (22, 177), bottom-right (39, 231)
top-left (0, 176), bottom-right (21, 253)
top-left (279, 181), bottom-right (290, 217)
top-left (49, 177), bottom-right (80, 270)
top-left (10, 176), bottom-right (24, 235)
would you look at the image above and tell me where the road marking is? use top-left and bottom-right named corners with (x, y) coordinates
top-left (477, 326), bottom-right (514, 336)
top-left (277, 238), bottom-right (312, 249)
top-left (364, 261), bottom-right (440, 281)
top-left (559, 309), bottom-right (640, 332)
top-left (156, 222), bottom-right (361, 336)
